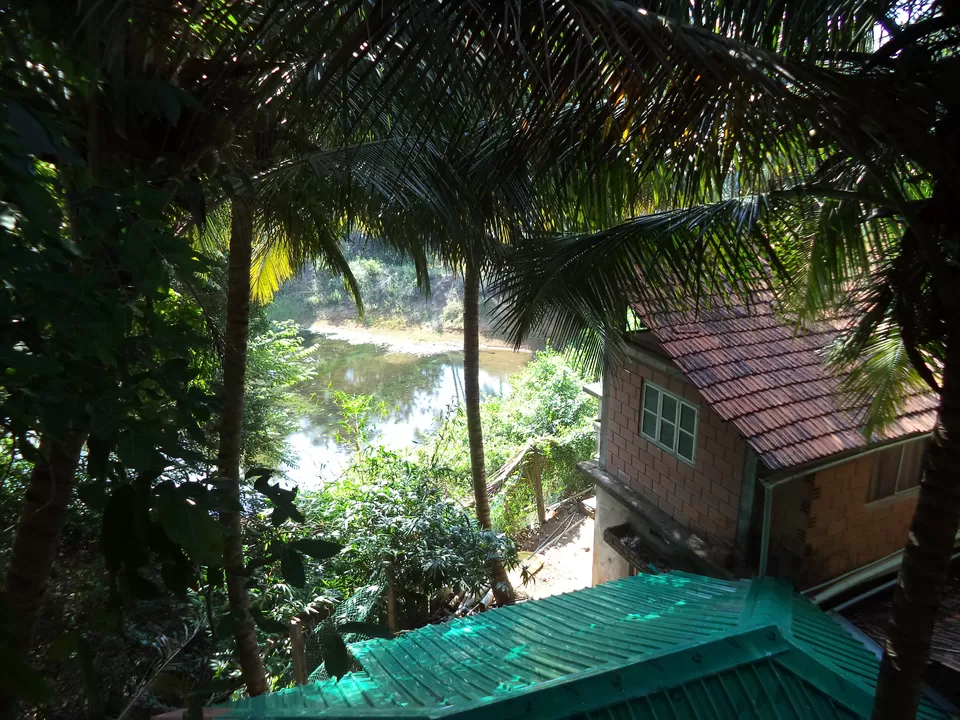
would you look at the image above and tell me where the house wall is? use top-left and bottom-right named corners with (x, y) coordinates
top-left (603, 355), bottom-right (748, 550)
top-left (805, 456), bottom-right (917, 584)
top-left (768, 455), bottom-right (918, 588)
top-left (592, 484), bottom-right (634, 585)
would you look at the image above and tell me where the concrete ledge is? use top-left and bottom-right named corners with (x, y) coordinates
top-left (579, 459), bottom-right (735, 580)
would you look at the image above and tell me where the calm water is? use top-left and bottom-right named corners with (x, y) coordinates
top-left (284, 334), bottom-right (530, 488)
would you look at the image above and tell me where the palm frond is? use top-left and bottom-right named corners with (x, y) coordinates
top-left (829, 321), bottom-right (935, 439)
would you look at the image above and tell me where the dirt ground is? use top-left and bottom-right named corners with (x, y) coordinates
top-left (509, 499), bottom-right (595, 601)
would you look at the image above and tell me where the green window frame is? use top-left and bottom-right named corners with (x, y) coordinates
top-left (640, 381), bottom-right (698, 464)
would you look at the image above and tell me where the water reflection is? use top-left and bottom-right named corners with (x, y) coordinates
top-left (285, 334), bottom-right (529, 488)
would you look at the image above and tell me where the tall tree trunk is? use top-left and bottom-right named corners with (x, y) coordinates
top-left (462, 262), bottom-right (514, 605)
top-left (872, 331), bottom-right (960, 720)
top-left (217, 197), bottom-right (268, 696)
top-left (0, 430), bottom-right (86, 718)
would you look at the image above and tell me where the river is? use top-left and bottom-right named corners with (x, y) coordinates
top-left (284, 331), bottom-right (531, 488)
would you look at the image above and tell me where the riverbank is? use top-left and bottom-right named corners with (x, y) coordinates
top-left (308, 319), bottom-right (534, 357)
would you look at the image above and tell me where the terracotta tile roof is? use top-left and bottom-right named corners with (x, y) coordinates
top-left (631, 294), bottom-right (938, 471)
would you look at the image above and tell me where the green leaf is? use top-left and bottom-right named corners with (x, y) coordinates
top-left (279, 549), bottom-right (306, 588)
top-left (161, 562), bottom-right (193, 596)
top-left (48, 631), bottom-right (81, 661)
top-left (123, 79), bottom-right (198, 125)
top-left (89, 607), bottom-right (122, 634)
top-left (6, 101), bottom-right (57, 156)
top-left (76, 481), bottom-right (108, 511)
top-left (336, 622), bottom-right (394, 639)
top-left (243, 554), bottom-right (278, 575)
top-left (250, 607), bottom-right (288, 634)
top-left (100, 484), bottom-right (149, 571)
top-left (290, 538), bottom-right (342, 560)
top-left (157, 484), bottom-right (224, 567)
top-left (122, 570), bottom-right (162, 599)
top-left (322, 633), bottom-right (350, 681)
top-left (0, 647), bottom-right (50, 704)
top-left (115, 431), bottom-right (164, 473)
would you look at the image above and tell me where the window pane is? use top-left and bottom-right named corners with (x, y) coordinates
top-left (677, 431), bottom-right (695, 462)
top-left (870, 446), bottom-right (902, 501)
top-left (643, 386), bottom-right (659, 412)
top-left (641, 410), bottom-right (658, 439)
top-left (661, 394), bottom-right (678, 424)
top-left (679, 404), bottom-right (697, 433)
top-left (896, 440), bottom-right (927, 492)
top-left (659, 419), bottom-right (676, 449)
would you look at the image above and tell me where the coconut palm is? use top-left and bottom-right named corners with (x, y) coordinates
top-left (7, 0), bottom-right (951, 715)
top-left (208, 128), bottom-right (454, 692)
top-left (482, 7), bottom-right (959, 720)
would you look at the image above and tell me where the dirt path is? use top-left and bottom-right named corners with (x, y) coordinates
top-left (509, 500), bottom-right (594, 601)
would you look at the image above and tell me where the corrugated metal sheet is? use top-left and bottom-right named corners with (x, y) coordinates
top-left (349, 572), bottom-right (747, 709)
top-left (790, 593), bottom-right (947, 720)
top-left (630, 294), bottom-right (938, 471)
top-left (219, 572), bottom-right (951, 720)
top-left (586, 659), bottom-right (862, 720)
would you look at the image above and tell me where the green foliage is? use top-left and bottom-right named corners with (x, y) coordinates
top-left (426, 348), bottom-right (598, 534)
top-left (498, 350), bottom-right (597, 441)
top-left (299, 447), bottom-right (516, 625)
top-left (266, 257), bottom-right (455, 330)
top-left (329, 389), bottom-right (388, 451)
top-left (242, 316), bottom-right (317, 468)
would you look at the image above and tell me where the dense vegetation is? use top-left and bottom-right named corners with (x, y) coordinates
top-left (266, 243), bottom-right (489, 334)
top-left (0, 313), bottom-right (593, 717)
top-left (427, 349), bottom-right (598, 534)
top-left (2, 3), bottom-right (957, 720)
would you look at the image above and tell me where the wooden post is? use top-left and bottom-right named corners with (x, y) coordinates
top-left (528, 450), bottom-right (546, 525)
top-left (290, 618), bottom-right (308, 686)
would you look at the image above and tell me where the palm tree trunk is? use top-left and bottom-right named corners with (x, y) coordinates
top-left (462, 262), bottom-right (514, 605)
top-left (871, 332), bottom-right (960, 720)
top-left (0, 430), bottom-right (86, 718)
top-left (217, 197), bottom-right (268, 697)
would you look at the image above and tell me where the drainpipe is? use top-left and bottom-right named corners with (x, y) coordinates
top-left (756, 433), bottom-right (931, 579)
top-left (759, 483), bottom-right (774, 577)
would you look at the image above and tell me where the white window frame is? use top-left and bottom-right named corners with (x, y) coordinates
top-left (639, 381), bottom-right (698, 465)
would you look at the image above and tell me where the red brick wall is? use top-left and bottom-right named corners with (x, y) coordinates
top-left (604, 356), bottom-right (746, 548)
top-left (803, 456), bottom-right (916, 585)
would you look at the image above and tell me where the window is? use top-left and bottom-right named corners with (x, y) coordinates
top-left (869, 439), bottom-right (928, 502)
top-left (640, 382), bottom-right (698, 464)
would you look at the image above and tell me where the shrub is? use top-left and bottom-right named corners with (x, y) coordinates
top-left (299, 447), bottom-right (516, 628)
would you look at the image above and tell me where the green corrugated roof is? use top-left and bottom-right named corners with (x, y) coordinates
top-left (221, 572), bottom-right (950, 720)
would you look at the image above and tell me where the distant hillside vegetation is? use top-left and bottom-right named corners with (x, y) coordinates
top-left (265, 240), bottom-right (500, 332)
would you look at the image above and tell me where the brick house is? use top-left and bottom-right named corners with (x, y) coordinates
top-left (581, 293), bottom-right (950, 592)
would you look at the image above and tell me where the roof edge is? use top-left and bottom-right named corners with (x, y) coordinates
top-left (761, 431), bottom-right (933, 486)
top-left (425, 625), bottom-right (791, 720)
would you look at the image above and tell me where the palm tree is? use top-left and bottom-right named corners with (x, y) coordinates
top-left (0, 5), bottom-right (285, 711)
top-left (481, 7), bottom-right (959, 719)
top-left (8, 1), bottom-right (952, 715)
